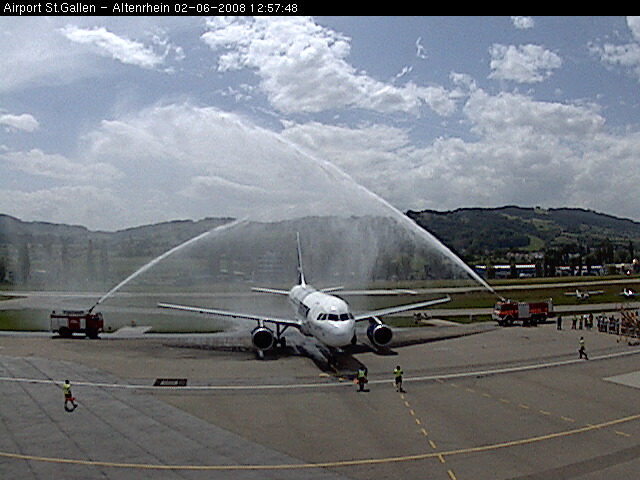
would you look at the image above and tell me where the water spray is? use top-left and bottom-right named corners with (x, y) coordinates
top-left (85, 109), bottom-right (503, 317)
top-left (275, 135), bottom-right (504, 300)
top-left (87, 217), bottom-right (249, 314)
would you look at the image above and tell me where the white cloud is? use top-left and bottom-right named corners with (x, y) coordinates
top-left (60, 25), bottom-right (165, 69)
top-left (0, 17), bottom-right (97, 93)
top-left (3, 92), bottom-right (640, 230)
top-left (66, 93), bottom-right (634, 228)
top-left (395, 65), bottom-right (413, 80)
top-left (82, 104), bottom-right (393, 225)
top-left (0, 17), bottom-right (188, 93)
top-left (1, 149), bottom-right (122, 182)
top-left (590, 17), bottom-right (640, 81)
top-left (489, 44), bottom-right (562, 83)
top-left (627, 16), bottom-right (640, 42)
top-left (415, 36), bottom-right (427, 59)
top-left (283, 121), bottom-right (412, 173)
top-left (593, 43), bottom-right (640, 75)
top-left (0, 113), bottom-right (39, 132)
top-left (511, 17), bottom-right (535, 30)
top-left (282, 121), bottom-right (417, 207)
top-left (570, 131), bottom-right (640, 217)
top-left (201, 17), bottom-right (457, 116)
top-left (2, 17), bottom-right (640, 230)
top-left (279, 87), bottom-right (640, 222)
top-left (463, 90), bottom-right (605, 138)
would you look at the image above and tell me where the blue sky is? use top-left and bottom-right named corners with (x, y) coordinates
top-left (2, 16), bottom-right (640, 231)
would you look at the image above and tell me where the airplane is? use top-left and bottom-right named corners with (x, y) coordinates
top-left (158, 233), bottom-right (450, 361)
top-left (564, 288), bottom-right (604, 300)
top-left (619, 288), bottom-right (636, 298)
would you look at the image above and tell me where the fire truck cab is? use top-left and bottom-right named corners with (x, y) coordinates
top-left (492, 299), bottom-right (554, 327)
top-left (50, 310), bottom-right (104, 339)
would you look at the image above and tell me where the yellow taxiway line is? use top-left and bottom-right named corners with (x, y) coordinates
top-left (2, 412), bottom-right (640, 470)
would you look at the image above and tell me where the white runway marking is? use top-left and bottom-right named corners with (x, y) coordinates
top-left (1, 349), bottom-right (639, 391)
top-left (605, 370), bottom-right (640, 389)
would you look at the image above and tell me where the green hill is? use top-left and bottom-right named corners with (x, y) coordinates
top-left (0, 214), bottom-right (233, 288)
top-left (407, 206), bottom-right (639, 265)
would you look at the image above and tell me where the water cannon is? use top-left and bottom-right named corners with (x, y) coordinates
top-left (87, 297), bottom-right (104, 315)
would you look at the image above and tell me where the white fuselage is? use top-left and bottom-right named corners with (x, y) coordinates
top-left (289, 284), bottom-right (355, 348)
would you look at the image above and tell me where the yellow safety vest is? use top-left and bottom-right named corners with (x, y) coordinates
top-left (63, 383), bottom-right (71, 395)
top-left (394, 368), bottom-right (403, 378)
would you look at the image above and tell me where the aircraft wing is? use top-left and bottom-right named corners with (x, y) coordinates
top-left (253, 285), bottom-right (346, 294)
top-left (320, 286), bottom-right (344, 293)
top-left (337, 288), bottom-right (418, 295)
top-left (252, 285), bottom-right (419, 296)
top-left (157, 302), bottom-right (302, 328)
top-left (251, 287), bottom-right (290, 295)
top-left (353, 296), bottom-right (451, 322)
top-left (588, 290), bottom-right (604, 295)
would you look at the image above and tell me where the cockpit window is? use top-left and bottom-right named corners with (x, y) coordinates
top-left (318, 312), bottom-right (353, 321)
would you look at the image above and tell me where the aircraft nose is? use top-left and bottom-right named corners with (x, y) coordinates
top-left (327, 321), bottom-right (355, 347)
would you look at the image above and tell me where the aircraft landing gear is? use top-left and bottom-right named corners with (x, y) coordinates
top-left (327, 352), bottom-right (337, 370)
top-left (273, 324), bottom-right (289, 350)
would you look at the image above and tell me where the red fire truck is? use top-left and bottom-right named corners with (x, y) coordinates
top-left (492, 299), bottom-right (554, 326)
top-left (50, 310), bottom-right (104, 338)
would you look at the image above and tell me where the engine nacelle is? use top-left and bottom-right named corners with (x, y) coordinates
top-left (251, 326), bottom-right (275, 351)
top-left (366, 319), bottom-right (393, 347)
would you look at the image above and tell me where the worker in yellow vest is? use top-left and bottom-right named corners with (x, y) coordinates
top-left (356, 367), bottom-right (368, 392)
top-left (63, 380), bottom-right (78, 412)
top-left (579, 337), bottom-right (589, 360)
top-left (394, 365), bottom-right (405, 392)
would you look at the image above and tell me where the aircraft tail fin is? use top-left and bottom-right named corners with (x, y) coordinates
top-left (296, 232), bottom-right (306, 286)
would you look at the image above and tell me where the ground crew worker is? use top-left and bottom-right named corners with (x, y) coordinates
top-left (579, 337), bottom-right (589, 360)
top-left (63, 379), bottom-right (78, 412)
top-left (356, 367), bottom-right (368, 392)
top-left (394, 365), bottom-right (405, 392)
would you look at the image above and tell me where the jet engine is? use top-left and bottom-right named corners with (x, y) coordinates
top-left (366, 318), bottom-right (393, 347)
top-left (251, 325), bottom-right (275, 351)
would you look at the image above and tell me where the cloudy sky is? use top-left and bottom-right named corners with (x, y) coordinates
top-left (2, 16), bottom-right (640, 231)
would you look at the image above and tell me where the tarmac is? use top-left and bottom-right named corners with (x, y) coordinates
top-left (3, 320), bottom-right (640, 479)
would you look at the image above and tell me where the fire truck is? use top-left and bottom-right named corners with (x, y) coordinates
top-left (50, 310), bottom-right (104, 338)
top-left (492, 299), bottom-right (554, 326)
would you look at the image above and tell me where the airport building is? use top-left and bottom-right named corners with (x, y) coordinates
top-left (474, 263), bottom-right (607, 279)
